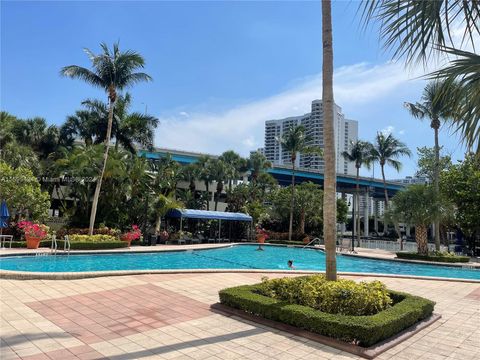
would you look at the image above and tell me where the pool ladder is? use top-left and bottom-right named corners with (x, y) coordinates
top-left (51, 234), bottom-right (70, 255)
top-left (303, 238), bottom-right (321, 248)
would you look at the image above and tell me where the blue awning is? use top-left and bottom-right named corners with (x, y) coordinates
top-left (167, 209), bottom-right (252, 222)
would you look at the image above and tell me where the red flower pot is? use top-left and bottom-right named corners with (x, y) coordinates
top-left (26, 235), bottom-right (42, 249)
top-left (257, 235), bottom-right (265, 244)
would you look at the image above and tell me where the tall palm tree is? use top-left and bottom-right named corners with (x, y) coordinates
top-left (61, 42), bottom-right (152, 235)
top-left (322, 0), bottom-right (337, 281)
top-left (248, 151), bottom-right (271, 183)
top-left (371, 133), bottom-right (411, 207)
top-left (359, 1), bottom-right (480, 155)
top-left (342, 140), bottom-right (373, 246)
top-left (405, 81), bottom-right (452, 250)
top-left (197, 155), bottom-right (214, 210)
top-left (209, 159), bottom-right (227, 211)
top-left (181, 163), bottom-right (200, 193)
top-left (219, 150), bottom-right (247, 191)
top-left (277, 125), bottom-right (322, 241)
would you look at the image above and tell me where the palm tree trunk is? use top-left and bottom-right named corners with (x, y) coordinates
top-left (88, 97), bottom-right (115, 236)
top-left (433, 124), bottom-right (441, 251)
top-left (415, 224), bottom-right (428, 255)
top-left (155, 214), bottom-right (161, 234)
top-left (205, 182), bottom-right (210, 211)
top-left (382, 163), bottom-right (402, 246)
top-left (381, 164), bottom-right (389, 207)
top-left (356, 167), bottom-right (360, 246)
top-left (288, 161), bottom-right (296, 241)
top-left (299, 209), bottom-right (305, 234)
top-left (322, 0), bottom-right (337, 281)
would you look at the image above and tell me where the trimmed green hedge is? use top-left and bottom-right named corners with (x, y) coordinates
top-left (396, 252), bottom-right (470, 263)
top-left (219, 283), bottom-right (434, 347)
top-left (7, 240), bottom-right (128, 250)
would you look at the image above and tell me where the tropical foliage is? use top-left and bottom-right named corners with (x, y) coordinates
top-left (0, 162), bottom-right (50, 220)
top-left (386, 185), bottom-right (453, 255)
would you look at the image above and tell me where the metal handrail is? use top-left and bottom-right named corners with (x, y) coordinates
top-left (51, 234), bottom-right (57, 254)
top-left (303, 237), bottom-right (321, 248)
top-left (64, 235), bottom-right (71, 254)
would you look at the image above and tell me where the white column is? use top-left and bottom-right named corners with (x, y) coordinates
top-left (364, 192), bottom-right (369, 237)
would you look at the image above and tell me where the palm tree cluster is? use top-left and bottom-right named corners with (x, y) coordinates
top-left (342, 133), bottom-right (411, 242)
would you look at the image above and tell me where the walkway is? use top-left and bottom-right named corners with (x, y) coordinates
top-left (1, 272), bottom-right (479, 360)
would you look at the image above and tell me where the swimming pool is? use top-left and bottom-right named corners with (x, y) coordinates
top-left (1, 245), bottom-right (479, 280)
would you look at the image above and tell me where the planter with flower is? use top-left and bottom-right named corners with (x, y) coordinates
top-left (256, 227), bottom-right (269, 244)
top-left (121, 225), bottom-right (142, 247)
top-left (17, 221), bottom-right (49, 249)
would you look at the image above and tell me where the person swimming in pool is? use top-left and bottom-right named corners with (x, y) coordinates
top-left (287, 260), bottom-right (295, 269)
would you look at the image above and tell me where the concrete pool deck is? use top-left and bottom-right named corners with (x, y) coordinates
top-left (1, 272), bottom-right (479, 360)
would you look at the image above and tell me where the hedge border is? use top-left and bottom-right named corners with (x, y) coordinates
top-left (396, 252), bottom-right (470, 263)
top-left (7, 240), bottom-right (128, 250)
top-left (219, 283), bottom-right (435, 347)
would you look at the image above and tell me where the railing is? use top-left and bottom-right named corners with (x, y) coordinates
top-left (352, 239), bottom-right (448, 252)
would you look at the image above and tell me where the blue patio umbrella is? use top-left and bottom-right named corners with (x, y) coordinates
top-left (0, 200), bottom-right (10, 234)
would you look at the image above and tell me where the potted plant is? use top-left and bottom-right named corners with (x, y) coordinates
top-left (256, 226), bottom-right (269, 244)
top-left (17, 221), bottom-right (49, 249)
top-left (121, 225), bottom-right (142, 247)
top-left (158, 230), bottom-right (169, 244)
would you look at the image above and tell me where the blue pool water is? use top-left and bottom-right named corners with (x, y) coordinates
top-left (1, 245), bottom-right (479, 280)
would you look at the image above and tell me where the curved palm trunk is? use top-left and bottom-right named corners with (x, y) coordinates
top-left (88, 97), bottom-right (114, 236)
top-left (433, 123), bottom-right (441, 251)
top-left (415, 224), bottom-right (429, 255)
top-left (288, 160), bottom-right (296, 241)
top-left (322, 0), bottom-right (337, 281)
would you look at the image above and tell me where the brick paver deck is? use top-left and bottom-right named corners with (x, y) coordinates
top-left (1, 273), bottom-right (479, 360)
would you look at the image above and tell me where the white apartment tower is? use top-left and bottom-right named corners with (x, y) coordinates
top-left (264, 100), bottom-right (358, 175)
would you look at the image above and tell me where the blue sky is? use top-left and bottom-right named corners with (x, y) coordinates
top-left (1, 1), bottom-right (469, 179)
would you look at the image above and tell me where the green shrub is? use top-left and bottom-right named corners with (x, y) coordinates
top-left (56, 227), bottom-right (120, 238)
top-left (396, 252), bottom-right (470, 263)
top-left (8, 239), bottom-right (127, 250)
top-left (65, 241), bottom-right (127, 250)
top-left (258, 275), bottom-right (392, 316)
top-left (68, 234), bottom-right (117, 242)
top-left (219, 281), bottom-right (435, 347)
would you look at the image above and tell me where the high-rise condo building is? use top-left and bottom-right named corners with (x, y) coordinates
top-left (263, 100), bottom-right (358, 175)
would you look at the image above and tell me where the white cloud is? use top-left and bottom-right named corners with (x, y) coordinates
top-left (398, 129), bottom-right (405, 135)
top-left (381, 125), bottom-right (395, 135)
top-left (155, 61), bottom-right (424, 156)
top-left (179, 111), bottom-right (189, 117)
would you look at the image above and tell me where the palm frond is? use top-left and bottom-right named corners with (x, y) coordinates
top-left (60, 66), bottom-right (104, 89)
top-left (359, 0), bottom-right (480, 65)
top-left (428, 47), bottom-right (480, 154)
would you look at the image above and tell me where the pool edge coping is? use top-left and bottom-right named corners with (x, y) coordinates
top-left (1, 242), bottom-right (479, 269)
top-left (1, 268), bottom-right (479, 283)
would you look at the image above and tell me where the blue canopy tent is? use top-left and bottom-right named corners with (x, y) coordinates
top-left (167, 209), bottom-right (253, 241)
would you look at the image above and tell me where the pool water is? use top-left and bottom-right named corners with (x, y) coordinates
top-left (1, 245), bottom-right (479, 280)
